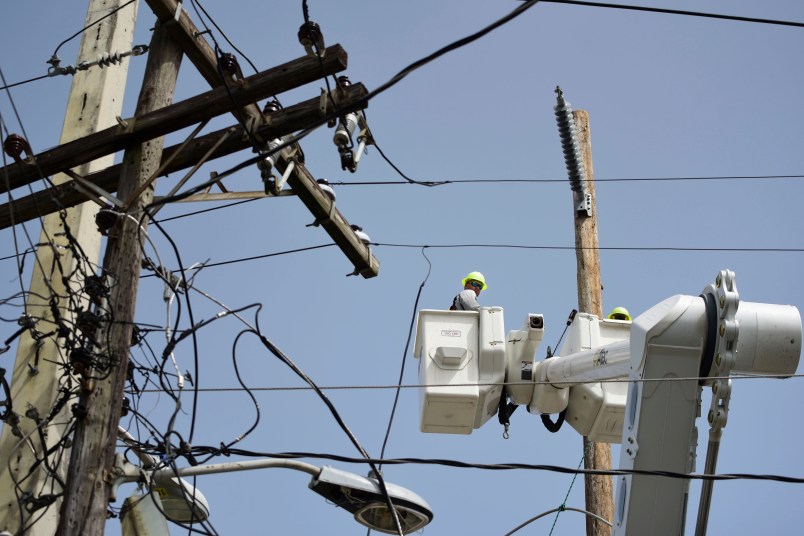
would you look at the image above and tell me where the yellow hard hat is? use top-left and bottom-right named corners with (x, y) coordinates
top-left (608, 307), bottom-right (631, 321)
top-left (462, 271), bottom-right (487, 290)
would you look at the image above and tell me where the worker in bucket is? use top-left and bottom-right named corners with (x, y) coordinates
top-left (608, 306), bottom-right (632, 321)
top-left (450, 271), bottom-right (487, 311)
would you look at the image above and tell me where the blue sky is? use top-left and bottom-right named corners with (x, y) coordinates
top-left (2, 1), bottom-right (804, 534)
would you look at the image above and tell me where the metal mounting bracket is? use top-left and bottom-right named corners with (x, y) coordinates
top-left (700, 269), bottom-right (739, 433)
top-left (576, 192), bottom-right (592, 216)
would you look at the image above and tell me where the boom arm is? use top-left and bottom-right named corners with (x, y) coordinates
top-left (414, 270), bottom-right (801, 534)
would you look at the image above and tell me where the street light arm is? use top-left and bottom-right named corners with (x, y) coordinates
top-left (112, 457), bottom-right (432, 534)
top-left (149, 458), bottom-right (321, 481)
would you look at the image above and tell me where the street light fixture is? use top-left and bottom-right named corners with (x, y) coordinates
top-left (115, 457), bottom-right (433, 534)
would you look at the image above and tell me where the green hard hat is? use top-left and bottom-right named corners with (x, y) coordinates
top-left (608, 307), bottom-right (632, 321)
top-left (462, 271), bottom-right (487, 290)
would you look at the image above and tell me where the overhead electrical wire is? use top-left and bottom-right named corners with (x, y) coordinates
top-left (189, 0), bottom-right (260, 74)
top-left (2, 0), bottom-right (802, 531)
top-left (506, 506), bottom-right (612, 535)
top-left (50, 240), bottom-right (794, 278)
top-left (0, 0), bottom-right (139, 92)
top-left (144, 0), bottom-right (804, 210)
top-left (176, 449), bottom-right (804, 485)
top-left (374, 243), bottom-right (804, 253)
top-left (50, 0), bottom-right (138, 60)
top-left (531, 0), bottom-right (804, 29)
top-left (138, 243), bottom-right (337, 277)
top-left (330, 174), bottom-right (804, 186)
top-left (124, 241), bottom-right (804, 278)
top-left (135, 372), bottom-right (804, 394)
top-left (378, 248), bottom-right (432, 466)
top-left (147, 0), bottom-right (544, 208)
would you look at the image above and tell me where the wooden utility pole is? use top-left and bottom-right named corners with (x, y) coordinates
top-left (0, 1), bottom-right (137, 533)
top-left (57, 22), bottom-right (182, 535)
top-left (572, 109), bottom-right (614, 535)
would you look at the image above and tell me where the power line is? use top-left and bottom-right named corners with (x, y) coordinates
top-left (373, 243), bottom-right (804, 253)
top-left (532, 0), bottom-right (804, 29)
top-left (146, 173), bottom-right (803, 225)
top-left (330, 174), bottom-right (804, 186)
top-left (0, 74), bottom-right (51, 92)
top-left (7, 240), bottom-right (800, 267)
top-left (5, 240), bottom-right (801, 267)
top-left (139, 243), bottom-right (336, 276)
top-left (151, 0), bottom-right (546, 199)
top-left (155, 198), bottom-right (260, 223)
top-left (190, 450), bottom-right (804, 485)
top-left (137, 372), bottom-right (804, 394)
top-left (51, 0), bottom-right (138, 59)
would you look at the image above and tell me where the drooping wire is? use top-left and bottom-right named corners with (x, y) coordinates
top-left (533, 0), bottom-right (804, 29)
top-left (301, 0), bottom-right (341, 101)
top-left (359, 0), bottom-right (541, 107)
top-left (186, 0), bottom-right (267, 151)
top-left (548, 444), bottom-right (588, 535)
top-left (143, 213), bottom-right (203, 444)
top-left (378, 247), bottom-right (432, 464)
top-left (506, 505), bottom-right (611, 535)
top-left (0, 74), bottom-right (51, 92)
top-left (249, 308), bottom-right (403, 536)
top-left (363, 110), bottom-right (439, 187)
top-left (146, 0), bottom-right (544, 209)
top-left (50, 0), bottom-right (138, 60)
top-left (189, 0), bottom-right (260, 74)
top-left (139, 244), bottom-right (337, 277)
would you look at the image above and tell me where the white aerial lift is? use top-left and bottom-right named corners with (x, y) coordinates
top-left (413, 270), bottom-right (801, 535)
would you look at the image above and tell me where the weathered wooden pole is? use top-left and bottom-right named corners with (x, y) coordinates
top-left (57, 22), bottom-right (182, 535)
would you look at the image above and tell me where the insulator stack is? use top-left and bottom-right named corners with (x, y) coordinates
top-left (95, 207), bottom-right (119, 235)
top-left (70, 348), bottom-right (93, 376)
top-left (219, 53), bottom-right (238, 76)
top-left (262, 99), bottom-right (281, 115)
top-left (3, 133), bottom-right (33, 164)
top-left (298, 21), bottom-right (325, 54)
top-left (554, 87), bottom-right (586, 193)
top-left (219, 52), bottom-right (244, 83)
top-left (83, 275), bottom-right (109, 306)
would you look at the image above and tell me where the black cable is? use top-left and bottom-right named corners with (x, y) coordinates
top-left (51, 0), bottom-right (138, 59)
top-left (189, 0), bottom-right (259, 74)
top-left (156, 197), bottom-right (259, 224)
top-left (186, 0), bottom-right (264, 153)
top-left (532, 0), bottom-right (804, 29)
top-left (213, 43), bottom-right (262, 150)
top-left (220, 451), bottom-right (804, 484)
top-left (126, 241), bottom-right (804, 278)
top-left (372, 138), bottom-right (440, 187)
top-left (378, 247), bottom-right (432, 465)
top-left (150, 0), bottom-right (543, 209)
top-left (0, 74), bottom-right (51, 92)
top-left (140, 173), bottom-right (803, 226)
top-left (301, 0), bottom-right (342, 111)
top-left (361, 0), bottom-right (541, 107)
top-left (222, 328), bottom-right (264, 449)
top-left (145, 214), bottom-right (203, 444)
top-left (139, 244), bottom-right (337, 277)
top-left (330, 174), bottom-right (804, 186)
top-left (1, 70), bottom-right (87, 302)
top-left (373, 243), bottom-right (804, 252)
top-left (250, 324), bottom-right (404, 536)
